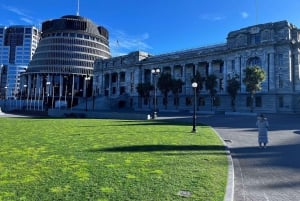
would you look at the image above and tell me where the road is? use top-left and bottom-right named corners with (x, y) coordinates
top-left (199, 114), bottom-right (300, 201)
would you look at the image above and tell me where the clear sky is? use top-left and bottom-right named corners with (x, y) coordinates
top-left (1, 0), bottom-right (300, 56)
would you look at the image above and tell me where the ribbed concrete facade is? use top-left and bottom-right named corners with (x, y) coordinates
top-left (94, 20), bottom-right (300, 113)
top-left (21, 15), bottom-right (110, 109)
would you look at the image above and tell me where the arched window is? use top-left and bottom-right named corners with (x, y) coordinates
top-left (247, 56), bottom-right (262, 67)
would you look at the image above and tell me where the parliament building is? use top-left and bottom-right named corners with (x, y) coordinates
top-left (93, 20), bottom-right (300, 114)
top-left (3, 17), bottom-right (300, 114)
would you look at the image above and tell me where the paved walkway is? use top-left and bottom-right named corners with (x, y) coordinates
top-left (199, 114), bottom-right (300, 201)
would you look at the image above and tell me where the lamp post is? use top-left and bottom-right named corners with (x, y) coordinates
top-left (19, 86), bottom-right (22, 110)
top-left (46, 82), bottom-right (50, 109)
top-left (192, 82), bottom-right (198, 132)
top-left (85, 75), bottom-right (91, 111)
top-left (24, 84), bottom-right (27, 110)
top-left (4, 86), bottom-right (7, 111)
top-left (151, 68), bottom-right (160, 119)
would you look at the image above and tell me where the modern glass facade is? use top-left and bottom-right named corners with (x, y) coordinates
top-left (0, 26), bottom-right (39, 100)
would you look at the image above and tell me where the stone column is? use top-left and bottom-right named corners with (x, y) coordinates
top-left (208, 61), bottom-right (213, 74)
top-left (27, 74), bottom-right (32, 97)
top-left (83, 75), bottom-right (87, 98)
top-left (223, 60), bottom-right (228, 93)
top-left (48, 75), bottom-right (53, 96)
top-left (58, 75), bottom-right (61, 97)
top-left (237, 56), bottom-right (245, 92)
top-left (107, 73), bottom-right (111, 97)
top-left (182, 64), bottom-right (187, 95)
top-left (269, 52), bottom-right (275, 90)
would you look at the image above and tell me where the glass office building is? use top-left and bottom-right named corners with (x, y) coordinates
top-left (0, 26), bottom-right (39, 100)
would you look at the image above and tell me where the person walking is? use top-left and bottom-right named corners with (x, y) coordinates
top-left (256, 114), bottom-right (269, 148)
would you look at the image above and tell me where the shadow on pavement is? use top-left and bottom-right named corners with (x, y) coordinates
top-left (230, 143), bottom-right (300, 169)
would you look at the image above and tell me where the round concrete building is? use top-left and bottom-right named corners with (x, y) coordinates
top-left (21, 15), bottom-right (110, 109)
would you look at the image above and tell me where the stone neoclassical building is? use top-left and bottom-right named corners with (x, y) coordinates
top-left (93, 20), bottom-right (300, 114)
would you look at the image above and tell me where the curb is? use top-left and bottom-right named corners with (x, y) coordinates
top-left (212, 128), bottom-right (234, 201)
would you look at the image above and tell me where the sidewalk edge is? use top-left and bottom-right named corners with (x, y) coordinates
top-left (212, 128), bottom-right (234, 201)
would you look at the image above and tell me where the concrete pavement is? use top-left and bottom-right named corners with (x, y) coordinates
top-left (199, 114), bottom-right (300, 201)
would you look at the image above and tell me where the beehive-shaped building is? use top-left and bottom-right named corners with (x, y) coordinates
top-left (21, 15), bottom-right (110, 108)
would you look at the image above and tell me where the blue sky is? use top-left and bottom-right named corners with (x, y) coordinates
top-left (1, 0), bottom-right (300, 56)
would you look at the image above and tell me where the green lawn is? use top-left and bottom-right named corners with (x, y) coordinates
top-left (0, 117), bottom-right (228, 201)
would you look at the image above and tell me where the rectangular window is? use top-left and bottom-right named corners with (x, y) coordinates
top-left (130, 83), bottom-right (134, 93)
top-left (120, 86), bottom-right (125, 95)
top-left (249, 33), bottom-right (261, 45)
top-left (255, 96), bottom-right (262, 107)
top-left (279, 96), bottom-right (284, 108)
top-left (25, 28), bottom-right (32, 34)
top-left (279, 74), bottom-right (283, 88)
top-left (144, 97), bottom-right (148, 105)
top-left (255, 34), bottom-right (261, 44)
top-left (173, 97), bottom-right (179, 106)
top-left (130, 72), bottom-right (134, 81)
top-left (185, 97), bottom-right (192, 106)
top-left (246, 96), bottom-right (251, 107)
top-left (120, 72), bottom-right (126, 82)
top-left (213, 96), bottom-right (220, 106)
top-left (278, 54), bottom-right (284, 66)
top-left (199, 97), bottom-right (205, 106)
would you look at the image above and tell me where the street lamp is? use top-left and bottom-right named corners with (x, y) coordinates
top-left (192, 82), bottom-right (198, 132)
top-left (46, 82), bottom-right (51, 109)
top-left (20, 86), bottom-right (23, 110)
top-left (151, 68), bottom-right (160, 119)
top-left (4, 86), bottom-right (7, 111)
top-left (24, 85), bottom-right (27, 110)
top-left (85, 75), bottom-right (91, 111)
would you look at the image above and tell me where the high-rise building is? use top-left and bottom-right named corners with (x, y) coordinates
top-left (0, 26), bottom-right (39, 99)
top-left (21, 15), bottom-right (110, 109)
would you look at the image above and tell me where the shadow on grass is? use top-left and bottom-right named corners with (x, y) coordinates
top-left (104, 120), bottom-right (207, 127)
top-left (88, 144), bottom-right (226, 153)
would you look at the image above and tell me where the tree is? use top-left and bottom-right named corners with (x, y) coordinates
top-left (170, 78), bottom-right (184, 109)
top-left (157, 73), bottom-right (172, 109)
top-left (191, 71), bottom-right (204, 93)
top-left (136, 82), bottom-right (153, 107)
top-left (226, 74), bottom-right (241, 112)
top-left (205, 74), bottom-right (218, 111)
top-left (191, 71), bottom-right (204, 109)
top-left (242, 66), bottom-right (265, 112)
